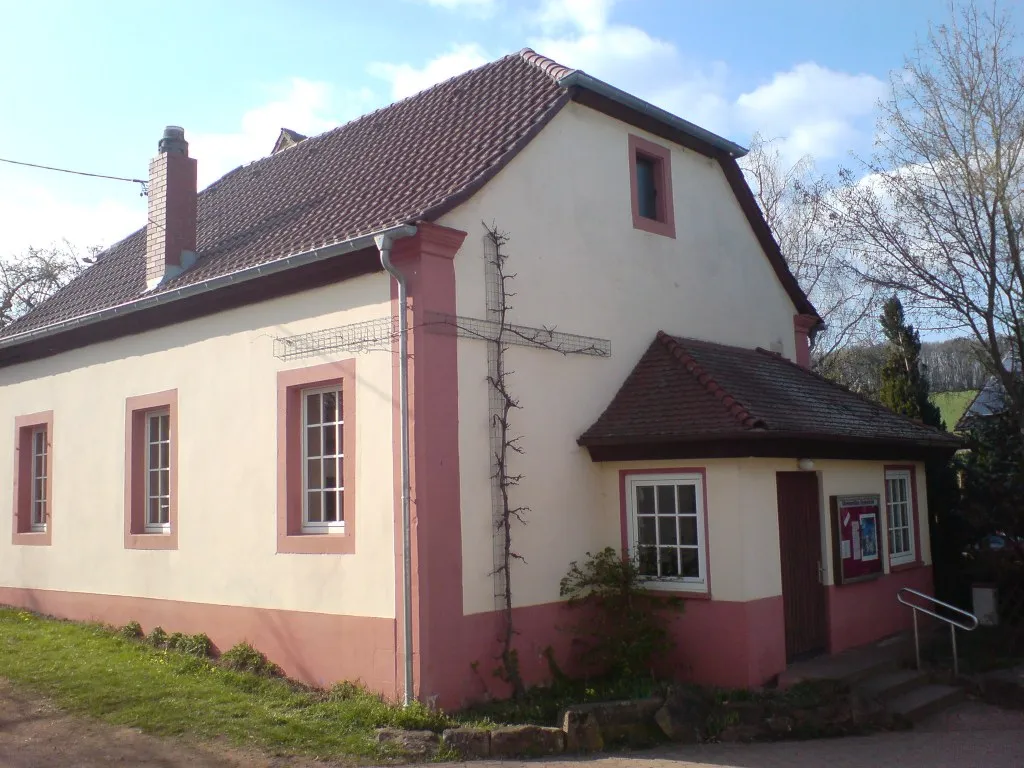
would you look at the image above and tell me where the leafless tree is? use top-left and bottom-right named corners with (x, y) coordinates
top-left (742, 134), bottom-right (878, 368)
top-left (837, 1), bottom-right (1024, 425)
top-left (0, 241), bottom-right (93, 329)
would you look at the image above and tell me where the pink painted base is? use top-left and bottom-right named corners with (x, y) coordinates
top-left (826, 565), bottom-right (934, 654)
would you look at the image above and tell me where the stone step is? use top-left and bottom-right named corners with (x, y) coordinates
top-left (779, 635), bottom-right (912, 688)
top-left (855, 669), bottom-right (929, 702)
top-left (887, 684), bottom-right (965, 722)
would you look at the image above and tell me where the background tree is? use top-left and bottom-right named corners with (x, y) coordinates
top-left (742, 134), bottom-right (878, 369)
top-left (878, 295), bottom-right (945, 428)
top-left (0, 241), bottom-right (92, 329)
top-left (837, 1), bottom-right (1024, 428)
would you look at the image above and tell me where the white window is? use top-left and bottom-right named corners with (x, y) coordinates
top-left (885, 469), bottom-right (915, 565)
top-left (626, 473), bottom-right (707, 592)
top-left (145, 410), bottom-right (171, 533)
top-left (302, 386), bottom-right (345, 533)
top-left (30, 427), bottom-right (47, 532)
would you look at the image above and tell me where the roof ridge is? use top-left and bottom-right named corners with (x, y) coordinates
top-left (752, 346), bottom-right (954, 439)
top-left (517, 48), bottom-right (577, 83)
top-left (657, 331), bottom-right (766, 430)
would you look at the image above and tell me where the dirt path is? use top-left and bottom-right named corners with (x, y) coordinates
top-left (0, 680), bottom-right (316, 768)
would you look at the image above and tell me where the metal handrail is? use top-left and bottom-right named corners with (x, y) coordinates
top-left (898, 587), bottom-right (979, 677)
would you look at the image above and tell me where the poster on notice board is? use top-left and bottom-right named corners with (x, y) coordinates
top-left (830, 494), bottom-right (883, 585)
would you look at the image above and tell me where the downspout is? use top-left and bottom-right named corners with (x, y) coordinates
top-left (376, 227), bottom-right (417, 707)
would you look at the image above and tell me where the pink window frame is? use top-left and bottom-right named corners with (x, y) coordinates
top-left (628, 134), bottom-right (676, 239)
top-left (12, 411), bottom-right (54, 546)
top-left (618, 467), bottom-right (711, 599)
top-left (277, 361), bottom-right (357, 555)
top-left (124, 390), bottom-right (178, 550)
top-left (883, 464), bottom-right (923, 571)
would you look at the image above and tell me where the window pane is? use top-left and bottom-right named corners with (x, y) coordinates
top-left (635, 485), bottom-right (655, 515)
top-left (34, 479), bottom-right (45, 503)
top-left (160, 443), bottom-right (169, 469)
top-left (305, 393), bottom-right (320, 425)
top-left (306, 426), bottom-right (320, 458)
top-left (324, 459), bottom-right (337, 489)
top-left (306, 459), bottom-right (321, 489)
top-left (34, 453), bottom-right (44, 478)
top-left (324, 424), bottom-right (337, 455)
top-left (902, 529), bottom-right (911, 553)
top-left (148, 469), bottom-right (160, 495)
top-left (656, 485), bottom-right (676, 515)
top-left (324, 491), bottom-right (338, 522)
top-left (148, 497), bottom-right (160, 525)
top-left (322, 392), bottom-right (337, 422)
top-left (636, 156), bottom-right (658, 220)
top-left (677, 484), bottom-right (697, 514)
top-left (307, 492), bottom-right (322, 523)
top-left (34, 500), bottom-right (44, 524)
top-left (34, 430), bottom-right (45, 454)
top-left (149, 442), bottom-right (160, 470)
top-left (160, 414), bottom-right (170, 442)
top-left (637, 546), bottom-right (657, 576)
top-left (159, 469), bottom-right (169, 496)
top-left (659, 547), bottom-right (679, 577)
top-left (337, 490), bottom-right (344, 521)
top-left (658, 516), bottom-right (678, 545)
top-left (680, 549), bottom-right (700, 578)
top-left (160, 499), bottom-right (170, 524)
top-left (637, 516), bottom-right (655, 545)
top-left (678, 516), bottom-right (698, 546)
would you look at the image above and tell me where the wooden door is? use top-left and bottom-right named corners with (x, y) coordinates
top-left (776, 471), bottom-right (827, 662)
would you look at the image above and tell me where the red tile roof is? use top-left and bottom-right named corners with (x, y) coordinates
top-left (579, 333), bottom-right (960, 457)
top-left (1, 49), bottom-right (817, 351)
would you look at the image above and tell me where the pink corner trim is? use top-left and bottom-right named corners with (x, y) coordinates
top-left (124, 391), bottom-right (178, 550)
top-left (276, 361), bottom-right (357, 555)
top-left (618, 467), bottom-right (712, 598)
top-left (628, 134), bottom-right (676, 239)
top-left (12, 410), bottom-right (54, 546)
top-left (657, 332), bottom-right (763, 429)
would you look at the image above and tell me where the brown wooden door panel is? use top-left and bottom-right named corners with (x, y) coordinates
top-left (776, 471), bottom-right (827, 661)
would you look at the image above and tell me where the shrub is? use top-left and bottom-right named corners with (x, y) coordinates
top-left (167, 632), bottom-right (213, 657)
top-left (221, 642), bottom-right (280, 676)
top-left (560, 547), bottom-right (684, 680)
top-left (147, 626), bottom-right (169, 648)
top-left (118, 620), bottom-right (143, 639)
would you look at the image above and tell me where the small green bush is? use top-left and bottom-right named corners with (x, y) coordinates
top-left (118, 620), bottom-right (143, 639)
top-left (221, 642), bottom-right (280, 676)
top-left (165, 632), bottom-right (213, 657)
top-left (147, 626), bottom-right (169, 648)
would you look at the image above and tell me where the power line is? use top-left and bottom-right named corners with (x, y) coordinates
top-left (0, 156), bottom-right (147, 195)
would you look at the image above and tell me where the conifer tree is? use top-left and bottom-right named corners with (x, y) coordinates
top-left (878, 296), bottom-right (944, 429)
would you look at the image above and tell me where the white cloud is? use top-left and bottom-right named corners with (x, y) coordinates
top-left (535, 0), bottom-right (615, 33)
top-left (369, 43), bottom-right (489, 101)
top-left (735, 63), bottom-right (886, 161)
top-left (189, 78), bottom-right (377, 188)
top-left (420, 0), bottom-right (497, 16)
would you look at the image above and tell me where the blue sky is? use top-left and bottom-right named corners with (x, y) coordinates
top-left (0, 0), bottom-right (957, 256)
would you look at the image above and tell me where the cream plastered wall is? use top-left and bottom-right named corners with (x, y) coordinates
top-left (0, 273), bottom-right (397, 618)
top-left (438, 101), bottom-right (808, 614)
top-left (595, 459), bottom-right (928, 604)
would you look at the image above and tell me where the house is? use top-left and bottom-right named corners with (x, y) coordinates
top-left (0, 49), bottom-right (959, 709)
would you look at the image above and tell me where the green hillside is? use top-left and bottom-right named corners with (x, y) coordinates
top-left (930, 390), bottom-right (978, 431)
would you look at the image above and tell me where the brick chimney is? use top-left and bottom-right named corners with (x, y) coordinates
top-left (146, 126), bottom-right (197, 290)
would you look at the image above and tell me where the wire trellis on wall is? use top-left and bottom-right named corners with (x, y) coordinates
top-left (273, 316), bottom-right (397, 360)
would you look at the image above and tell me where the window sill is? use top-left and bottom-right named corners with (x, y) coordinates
top-left (632, 215), bottom-right (676, 239)
top-left (642, 580), bottom-right (710, 599)
top-left (889, 559), bottom-right (924, 573)
top-left (124, 531), bottom-right (177, 550)
top-left (12, 530), bottom-right (51, 546)
top-left (277, 531), bottom-right (355, 555)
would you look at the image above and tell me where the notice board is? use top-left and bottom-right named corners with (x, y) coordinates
top-left (830, 494), bottom-right (883, 585)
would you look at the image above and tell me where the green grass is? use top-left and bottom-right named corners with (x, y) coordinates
top-left (930, 390), bottom-right (978, 431)
top-left (0, 607), bottom-right (464, 762)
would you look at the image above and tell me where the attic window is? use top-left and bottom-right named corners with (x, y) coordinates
top-left (628, 134), bottom-right (675, 239)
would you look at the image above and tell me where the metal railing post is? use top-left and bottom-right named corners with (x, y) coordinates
top-left (951, 624), bottom-right (958, 678)
top-left (912, 610), bottom-right (920, 670)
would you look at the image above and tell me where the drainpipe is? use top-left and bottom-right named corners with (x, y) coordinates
top-left (376, 227), bottom-right (417, 707)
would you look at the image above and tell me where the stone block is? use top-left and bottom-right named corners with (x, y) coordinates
top-left (442, 727), bottom-right (491, 759)
top-left (374, 728), bottom-right (439, 758)
top-left (490, 725), bottom-right (565, 758)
